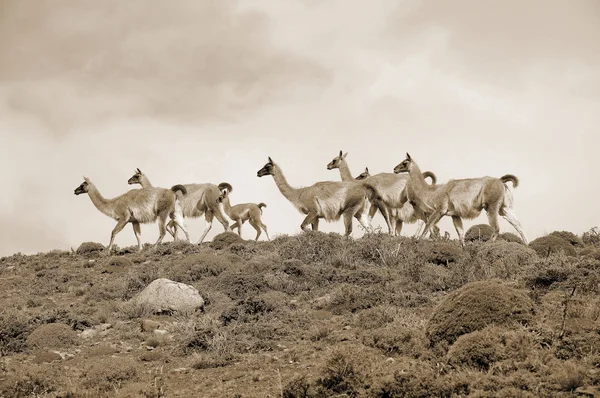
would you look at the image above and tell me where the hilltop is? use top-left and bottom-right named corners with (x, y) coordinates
top-left (0, 228), bottom-right (599, 397)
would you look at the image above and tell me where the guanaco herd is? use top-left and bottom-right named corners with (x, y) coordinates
top-left (74, 151), bottom-right (528, 253)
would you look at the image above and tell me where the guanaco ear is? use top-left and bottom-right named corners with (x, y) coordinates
top-left (342, 152), bottom-right (348, 159)
top-left (136, 168), bottom-right (141, 174)
top-left (406, 153), bottom-right (412, 161)
top-left (268, 156), bottom-right (273, 164)
top-left (365, 167), bottom-right (369, 173)
top-left (83, 176), bottom-right (90, 182)
top-left (339, 150), bottom-right (343, 157)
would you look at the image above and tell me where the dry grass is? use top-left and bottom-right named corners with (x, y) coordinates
top-left (0, 229), bottom-right (599, 396)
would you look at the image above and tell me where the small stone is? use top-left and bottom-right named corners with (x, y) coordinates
top-left (79, 329), bottom-right (99, 340)
top-left (153, 329), bottom-right (169, 336)
top-left (171, 368), bottom-right (190, 374)
top-left (343, 326), bottom-right (351, 330)
top-left (386, 357), bottom-right (395, 363)
top-left (289, 300), bottom-right (298, 306)
top-left (141, 319), bottom-right (161, 332)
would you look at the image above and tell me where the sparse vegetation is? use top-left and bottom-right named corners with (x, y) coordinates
top-left (0, 229), bottom-right (599, 396)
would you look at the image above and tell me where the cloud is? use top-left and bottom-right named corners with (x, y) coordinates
top-left (0, 0), bottom-right (330, 136)
top-left (384, 0), bottom-right (600, 89)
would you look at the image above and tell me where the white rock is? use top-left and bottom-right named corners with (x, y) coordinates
top-left (79, 329), bottom-right (98, 339)
top-left (130, 278), bottom-right (204, 315)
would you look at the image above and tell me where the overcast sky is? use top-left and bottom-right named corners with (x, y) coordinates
top-left (1, 0), bottom-right (599, 256)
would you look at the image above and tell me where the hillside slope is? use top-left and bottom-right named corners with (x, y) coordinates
top-left (0, 231), bottom-right (599, 397)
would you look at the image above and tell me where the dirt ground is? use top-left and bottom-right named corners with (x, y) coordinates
top-left (0, 230), bottom-right (599, 397)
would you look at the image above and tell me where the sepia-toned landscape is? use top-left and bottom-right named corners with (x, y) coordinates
top-left (2, 0), bottom-right (600, 397)
top-left (1, 227), bottom-right (599, 397)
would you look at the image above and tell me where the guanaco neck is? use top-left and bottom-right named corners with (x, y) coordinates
top-left (140, 175), bottom-right (153, 188)
top-left (222, 197), bottom-right (232, 216)
top-left (87, 184), bottom-right (117, 219)
top-left (407, 162), bottom-right (430, 194)
top-left (337, 159), bottom-right (353, 182)
top-left (271, 164), bottom-right (300, 204)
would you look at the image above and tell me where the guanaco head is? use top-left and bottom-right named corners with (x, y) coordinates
top-left (216, 188), bottom-right (229, 204)
top-left (257, 157), bottom-right (275, 177)
top-left (74, 177), bottom-right (91, 195)
top-left (393, 153), bottom-right (413, 174)
top-left (127, 168), bottom-right (143, 185)
top-left (355, 167), bottom-right (370, 180)
top-left (327, 150), bottom-right (348, 170)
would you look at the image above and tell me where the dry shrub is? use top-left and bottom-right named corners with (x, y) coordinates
top-left (0, 366), bottom-right (55, 397)
top-left (447, 327), bottom-right (508, 370)
top-left (367, 326), bottom-right (428, 358)
top-left (529, 235), bottom-right (576, 257)
top-left (76, 242), bottom-right (105, 255)
top-left (471, 241), bottom-right (538, 279)
top-left (107, 256), bottom-right (133, 267)
top-left (552, 361), bottom-right (585, 391)
top-left (274, 231), bottom-right (345, 264)
top-left (217, 271), bottom-right (268, 300)
top-left (26, 323), bottom-right (77, 349)
top-left (0, 308), bottom-right (31, 355)
top-left (370, 360), bottom-right (468, 398)
top-left (549, 231), bottom-right (584, 248)
top-left (177, 317), bottom-right (231, 356)
top-left (426, 280), bottom-right (535, 345)
top-left (555, 332), bottom-right (600, 360)
top-left (525, 267), bottom-right (570, 290)
top-left (168, 252), bottom-right (231, 283)
top-left (326, 284), bottom-right (387, 314)
top-left (190, 352), bottom-right (235, 369)
top-left (283, 375), bottom-right (312, 398)
top-left (219, 298), bottom-right (274, 325)
top-left (355, 306), bottom-right (396, 330)
top-left (82, 357), bottom-right (138, 392)
top-left (465, 224), bottom-right (494, 242)
top-left (227, 242), bottom-right (258, 260)
top-left (210, 232), bottom-right (243, 250)
top-left (582, 226), bottom-right (600, 246)
top-left (419, 241), bottom-right (463, 265)
top-left (500, 232), bottom-right (524, 244)
top-left (315, 345), bottom-right (371, 396)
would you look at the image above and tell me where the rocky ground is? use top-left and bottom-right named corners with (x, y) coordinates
top-left (0, 227), bottom-right (599, 397)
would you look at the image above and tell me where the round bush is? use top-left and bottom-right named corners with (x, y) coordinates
top-left (549, 231), bottom-right (584, 248)
top-left (500, 232), bottom-right (523, 244)
top-left (529, 235), bottom-right (576, 257)
top-left (76, 242), bottom-right (105, 255)
top-left (426, 280), bottom-right (535, 345)
top-left (472, 242), bottom-right (538, 279)
top-left (465, 224), bottom-right (494, 242)
top-left (447, 329), bottom-right (504, 370)
top-left (420, 241), bottom-right (463, 265)
top-left (210, 232), bottom-right (243, 250)
top-left (26, 323), bottom-right (77, 349)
